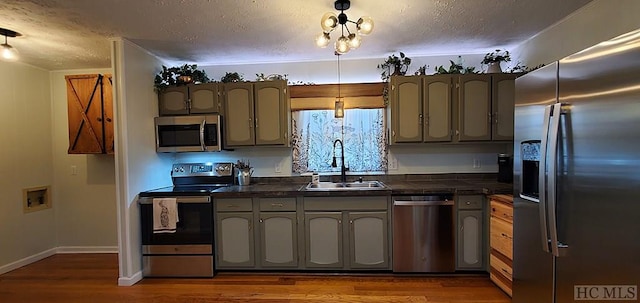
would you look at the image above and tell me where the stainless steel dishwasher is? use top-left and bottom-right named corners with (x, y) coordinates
top-left (392, 194), bottom-right (455, 272)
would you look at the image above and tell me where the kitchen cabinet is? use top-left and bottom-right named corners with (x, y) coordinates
top-left (389, 75), bottom-right (452, 143)
top-left (456, 195), bottom-right (485, 270)
top-left (303, 196), bottom-right (390, 270)
top-left (258, 197), bottom-right (298, 268)
top-left (65, 74), bottom-right (114, 154)
top-left (389, 74), bottom-right (515, 144)
top-left (157, 83), bottom-right (221, 116)
top-left (215, 198), bottom-right (255, 268)
top-left (223, 80), bottom-right (290, 147)
top-left (489, 195), bottom-right (513, 296)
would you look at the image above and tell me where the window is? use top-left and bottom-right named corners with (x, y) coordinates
top-left (291, 108), bottom-right (387, 173)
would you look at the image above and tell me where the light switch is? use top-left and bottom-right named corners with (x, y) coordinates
top-left (71, 165), bottom-right (78, 175)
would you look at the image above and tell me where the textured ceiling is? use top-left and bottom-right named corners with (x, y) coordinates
top-left (0, 0), bottom-right (592, 70)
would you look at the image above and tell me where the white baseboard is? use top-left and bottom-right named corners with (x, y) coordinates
top-left (0, 248), bottom-right (57, 275)
top-left (118, 270), bottom-right (143, 286)
top-left (56, 246), bottom-right (119, 254)
top-left (0, 246), bottom-right (118, 276)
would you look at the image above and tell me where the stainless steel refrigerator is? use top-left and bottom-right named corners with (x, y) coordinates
top-left (513, 29), bottom-right (640, 303)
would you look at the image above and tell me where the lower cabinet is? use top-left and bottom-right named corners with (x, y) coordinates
top-left (303, 196), bottom-right (390, 270)
top-left (456, 195), bottom-right (486, 270)
top-left (259, 211), bottom-right (298, 268)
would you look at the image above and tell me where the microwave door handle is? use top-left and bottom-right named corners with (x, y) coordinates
top-left (200, 119), bottom-right (206, 151)
top-left (539, 104), bottom-right (552, 253)
top-left (547, 104), bottom-right (566, 257)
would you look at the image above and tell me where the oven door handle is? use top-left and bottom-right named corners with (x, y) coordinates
top-left (138, 196), bottom-right (211, 204)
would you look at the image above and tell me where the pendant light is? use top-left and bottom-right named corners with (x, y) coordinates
top-left (0, 28), bottom-right (20, 61)
top-left (335, 52), bottom-right (344, 118)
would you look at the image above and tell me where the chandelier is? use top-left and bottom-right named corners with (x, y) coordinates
top-left (315, 0), bottom-right (374, 54)
top-left (0, 27), bottom-right (20, 61)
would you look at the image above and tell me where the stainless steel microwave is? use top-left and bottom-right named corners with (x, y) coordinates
top-left (155, 115), bottom-right (222, 152)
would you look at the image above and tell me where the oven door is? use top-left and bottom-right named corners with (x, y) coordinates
top-left (139, 196), bottom-right (213, 248)
top-left (155, 115), bottom-right (221, 152)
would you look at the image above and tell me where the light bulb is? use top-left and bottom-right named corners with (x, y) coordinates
top-left (315, 32), bottom-right (331, 48)
top-left (347, 33), bottom-right (361, 49)
top-left (320, 12), bottom-right (338, 32)
top-left (335, 36), bottom-right (350, 54)
top-left (1, 43), bottom-right (18, 61)
top-left (357, 16), bottom-right (374, 36)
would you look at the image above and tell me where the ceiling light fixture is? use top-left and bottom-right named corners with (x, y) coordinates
top-left (315, 0), bottom-right (374, 55)
top-left (0, 28), bottom-right (20, 61)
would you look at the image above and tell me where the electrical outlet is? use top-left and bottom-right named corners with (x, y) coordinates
top-left (473, 158), bottom-right (481, 169)
top-left (388, 155), bottom-right (398, 170)
top-left (275, 163), bottom-right (282, 173)
top-left (71, 165), bottom-right (78, 175)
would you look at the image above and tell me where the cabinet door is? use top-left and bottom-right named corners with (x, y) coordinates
top-left (423, 76), bottom-right (453, 142)
top-left (457, 75), bottom-right (491, 141)
top-left (216, 212), bottom-right (255, 268)
top-left (65, 74), bottom-right (107, 154)
top-left (457, 210), bottom-right (484, 270)
top-left (305, 212), bottom-right (343, 268)
top-left (390, 76), bottom-right (423, 143)
top-left (348, 212), bottom-right (389, 269)
top-left (189, 83), bottom-right (220, 114)
top-left (102, 74), bottom-right (115, 154)
top-left (491, 74), bottom-right (516, 141)
top-left (158, 85), bottom-right (189, 116)
top-left (259, 212), bottom-right (298, 268)
top-left (224, 82), bottom-right (255, 146)
top-left (254, 81), bottom-right (288, 145)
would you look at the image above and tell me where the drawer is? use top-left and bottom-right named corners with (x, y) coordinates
top-left (259, 198), bottom-right (296, 211)
top-left (457, 195), bottom-right (483, 210)
top-left (215, 198), bottom-right (252, 212)
top-left (304, 196), bottom-right (388, 211)
top-left (490, 216), bottom-right (513, 259)
top-left (490, 253), bottom-right (513, 297)
top-left (490, 200), bottom-right (513, 223)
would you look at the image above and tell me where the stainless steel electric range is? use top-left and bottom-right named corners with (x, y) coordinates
top-left (138, 162), bottom-right (234, 277)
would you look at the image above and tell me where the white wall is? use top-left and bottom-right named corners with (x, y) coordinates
top-left (112, 38), bottom-right (174, 285)
top-left (49, 68), bottom-right (117, 249)
top-left (514, 0), bottom-right (640, 68)
top-left (0, 61), bottom-right (56, 271)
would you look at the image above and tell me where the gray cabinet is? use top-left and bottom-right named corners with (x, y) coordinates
top-left (303, 196), bottom-right (390, 270)
top-left (390, 74), bottom-right (515, 144)
top-left (215, 198), bottom-right (254, 268)
top-left (223, 80), bottom-right (290, 147)
top-left (258, 197), bottom-right (298, 268)
top-left (456, 195), bottom-right (485, 270)
top-left (389, 75), bottom-right (452, 143)
top-left (158, 83), bottom-right (220, 116)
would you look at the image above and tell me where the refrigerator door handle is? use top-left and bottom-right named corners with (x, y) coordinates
top-left (539, 105), bottom-right (553, 253)
top-left (547, 104), bottom-right (569, 257)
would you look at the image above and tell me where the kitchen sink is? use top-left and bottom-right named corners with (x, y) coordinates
top-left (304, 180), bottom-right (389, 191)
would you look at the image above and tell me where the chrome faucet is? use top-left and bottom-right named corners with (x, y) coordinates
top-left (332, 139), bottom-right (348, 183)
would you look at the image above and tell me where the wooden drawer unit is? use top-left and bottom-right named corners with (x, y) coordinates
top-left (215, 198), bottom-right (253, 212)
top-left (489, 195), bottom-right (513, 297)
top-left (490, 216), bottom-right (513, 259)
top-left (259, 198), bottom-right (296, 211)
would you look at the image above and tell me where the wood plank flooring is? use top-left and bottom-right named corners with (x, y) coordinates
top-left (0, 254), bottom-right (511, 303)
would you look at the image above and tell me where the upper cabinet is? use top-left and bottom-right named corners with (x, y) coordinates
top-left (389, 73), bottom-right (516, 145)
top-left (158, 83), bottom-right (221, 116)
top-left (65, 74), bottom-right (114, 154)
top-left (223, 80), bottom-right (290, 147)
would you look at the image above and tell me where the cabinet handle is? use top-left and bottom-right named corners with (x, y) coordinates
top-left (106, 118), bottom-right (112, 122)
top-left (248, 118), bottom-right (253, 128)
top-left (255, 117), bottom-right (258, 128)
top-left (418, 114), bottom-right (423, 125)
top-left (97, 117), bottom-right (103, 122)
top-left (187, 98), bottom-right (192, 110)
top-left (270, 203), bottom-right (284, 208)
top-left (260, 219), bottom-right (264, 223)
top-left (226, 204), bottom-right (239, 208)
top-left (494, 112), bottom-right (499, 124)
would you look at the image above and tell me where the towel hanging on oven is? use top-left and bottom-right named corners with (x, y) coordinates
top-left (153, 198), bottom-right (178, 233)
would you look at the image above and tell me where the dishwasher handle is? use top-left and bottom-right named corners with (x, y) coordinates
top-left (393, 200), bottom-right (454, 206)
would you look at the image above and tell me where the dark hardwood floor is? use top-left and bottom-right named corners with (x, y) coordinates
top-left (0, 254), bottom-right (511, 302)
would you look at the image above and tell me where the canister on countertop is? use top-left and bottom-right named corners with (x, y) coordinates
top-left (311, 172), bottom-right (319, 184)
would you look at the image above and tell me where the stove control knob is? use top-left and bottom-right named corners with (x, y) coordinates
top-left (179, 167), bottom-right (184, 172)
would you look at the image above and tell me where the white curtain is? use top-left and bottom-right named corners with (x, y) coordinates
top-left (291, 109), bottom-right (387, 173)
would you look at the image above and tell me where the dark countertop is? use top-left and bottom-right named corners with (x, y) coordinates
top-left (210, 176), bottom-right (513, 198)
